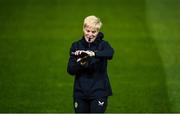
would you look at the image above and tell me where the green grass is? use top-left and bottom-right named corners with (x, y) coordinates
top-left (0, 0), bottom-right (180, 112)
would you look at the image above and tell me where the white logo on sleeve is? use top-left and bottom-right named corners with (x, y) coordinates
top-left (98, 101), bottom-right (104, 106)
top-left (75, 102), bottom-right (78, 108)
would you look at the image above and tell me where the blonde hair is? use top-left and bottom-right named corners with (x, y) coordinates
top-left (83, 15), bottom-right (102, 30)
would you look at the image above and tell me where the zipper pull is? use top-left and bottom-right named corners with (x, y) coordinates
top-left (88, 38), bottom-right (91, 48)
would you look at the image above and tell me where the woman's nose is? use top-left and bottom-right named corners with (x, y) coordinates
top-left (89, 32), bottom-right (93, 36)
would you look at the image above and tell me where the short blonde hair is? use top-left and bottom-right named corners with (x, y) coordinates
top-left (83, 15), bottom-right (102, 30)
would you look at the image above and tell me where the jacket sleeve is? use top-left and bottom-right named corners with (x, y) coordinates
top-left (95, 41), bottom-right (114, 60)
top-left (67, 42), bottom-right (84, 75)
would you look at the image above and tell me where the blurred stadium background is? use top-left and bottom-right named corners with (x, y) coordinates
top-left (0, 0), bottom-right (180, 112)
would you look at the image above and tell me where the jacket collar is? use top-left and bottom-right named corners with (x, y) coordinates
top-left (81, 32), bottom-right (104, 47)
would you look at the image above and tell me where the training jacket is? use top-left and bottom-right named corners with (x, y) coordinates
top-left (67, 32), bottom-right (114, 99)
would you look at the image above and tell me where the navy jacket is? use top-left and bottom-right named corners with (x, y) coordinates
top-left (67, 32), bottom-right (114, 99)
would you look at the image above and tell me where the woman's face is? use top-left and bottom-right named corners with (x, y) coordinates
top-left (83, 25), bottom-right (99, 43)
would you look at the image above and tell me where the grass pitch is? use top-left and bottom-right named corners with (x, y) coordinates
top-left (0, 0), bottom-right (180, 112)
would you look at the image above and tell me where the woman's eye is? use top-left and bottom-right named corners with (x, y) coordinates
top-left (92, 31), bottom-right (96, 33)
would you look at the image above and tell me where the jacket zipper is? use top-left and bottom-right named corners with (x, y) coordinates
top-left (88, 43), bottom-right (90, 48)
top-left (88, 38), bottom-right (91, 48)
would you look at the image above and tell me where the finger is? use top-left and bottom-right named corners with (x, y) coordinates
top-left (86, 51), bottom-right (90, 55)
top-left (77, 58), bottom-right (82, 62)
top-left (75, 50), bottom-right (79, 55)
top-left (79, 50), bottom-right (85, 55)
top-left (79, 51), bottom-right (82, 55)
top-left (78, 51), bottom-right (82, 55)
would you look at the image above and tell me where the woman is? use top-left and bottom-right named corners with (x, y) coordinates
top-left (67, 15), bottom-right (114, 113)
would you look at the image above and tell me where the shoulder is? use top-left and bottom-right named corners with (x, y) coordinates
top-left (98, 40), bottom-right (114, 51)
top-left (70, 39), bottom-right (82, 50)
top-left (70, 40), bottom-right (80, 47)
top-left (99, 40), bottom-right (111, 46)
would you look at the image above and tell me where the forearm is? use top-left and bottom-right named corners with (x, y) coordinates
top-left (95, 48), bottom-right (114, 60)
top-left (67, 61), bottom-right (83, 75)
